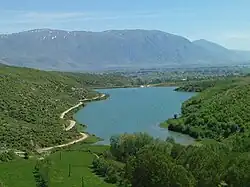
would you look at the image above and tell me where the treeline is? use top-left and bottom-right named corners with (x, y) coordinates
top-left (0, 65), bottom-right (133, 151)
top-left (0, 151), bottom-right (16, 162)
top-left (92, 133), bottom-right (250, 187)
top-left (174, 77), bottom-right (239, 92)
top-left (33, 159), bottom-right (51, 187)
top-left (161, 76), bottom-right (250, 140)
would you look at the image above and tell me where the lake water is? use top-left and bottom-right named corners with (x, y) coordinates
top-left (75, 87), bottom-right (196, 145)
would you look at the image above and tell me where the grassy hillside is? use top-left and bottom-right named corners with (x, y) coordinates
top-left (161, 76), bottom-right (250, 140)
top-left (0, 144), bottom-right (113, 187)
top-left (0, 65), bottom-right (133, 151)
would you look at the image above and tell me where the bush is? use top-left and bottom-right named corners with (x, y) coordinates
top-left (0, 151), bottom-right (16, 162)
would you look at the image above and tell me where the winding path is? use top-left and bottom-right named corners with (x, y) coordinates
top-left (37, 94), bottom-right (106, 153)
top-left (37, 132), bottom-right (88, 153)
top-left (62, 94), bottom-right (105, 131)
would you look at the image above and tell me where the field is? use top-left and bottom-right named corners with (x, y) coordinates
top-left (0, 143), bottom-right (113, 187)
top-left (49, 149), bottom-right (114, 187)
top-left (0, 159), bottom-right (36, 187)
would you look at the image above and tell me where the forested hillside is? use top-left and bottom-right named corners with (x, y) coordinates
top-left (174, 78), bottom-right (227, 92)
top-left (0, 65), bottom-right (133, 151)
top-left (91, 133), bottom-right (250, 187)
top-left (162, 76), bottom-right (250, 140)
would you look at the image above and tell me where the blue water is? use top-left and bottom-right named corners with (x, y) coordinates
top-left (75, 87), bottom-right (196, 145)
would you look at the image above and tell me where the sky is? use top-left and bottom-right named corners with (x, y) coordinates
top-left (1, 0), bottom-right (250, 50)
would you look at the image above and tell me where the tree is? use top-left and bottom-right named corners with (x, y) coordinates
top-left (124, 147), bottom-right (195, 187)
top-left (174, 114), bottom-right (178, 119)
top-left (169, 164), bottom-right (196, 187)
top-left (170, 143), bottom-right (185, 159)
top-left (166, 136), bottom-right (175, 143)
top-left (223, 153), bottom-right (250, 187)
top-left (143, 139), bottom-right (173, 155)
top-left (24, 152), bottom-right (29, 160)
top-left (178, 145), bottom-right (227, 187)
top-left (0, 151), bottom-right (16, 162)
top-left (110, 133), bottom-right (154, 162)
top-left (33, 159), bottom-right (51, 187)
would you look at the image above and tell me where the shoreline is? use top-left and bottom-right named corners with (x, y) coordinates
top-left (82, 87), bottom-right (196, 145)
top-left (37, 93), bottom-right (106, 153)
top-left (93, 82), bottom-right (180, 90)
top-left (40, 86), bottom-right (194, 153)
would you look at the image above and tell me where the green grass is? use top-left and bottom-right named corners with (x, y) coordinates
top-left (159, 118), bottom-right (183, 129)
top-left (159, 121), bottom-right (169, 128)
top-left (66, 138), bottom-right (107, 151)
top-left (0, 158), bottom-right (36, 187)
top-left (0, 144), bottom-right (112, 187)
top-left (49, 150), bottom-right (114, 187)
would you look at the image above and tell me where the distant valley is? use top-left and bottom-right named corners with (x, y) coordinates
top-left (0, 29), bottom-right (250, 71)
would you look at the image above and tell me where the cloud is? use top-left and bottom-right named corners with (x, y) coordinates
top-left (23, 12), bottom-right (87, 20)
top-left (0, 10), bottom-right (161, 34)
top-left (0, 10), bottom-right (159, 25)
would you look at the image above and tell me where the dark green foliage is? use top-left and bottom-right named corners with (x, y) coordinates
top-left (170, 143), bottom-right (185, 159)
top-left (1, 132), bottom-right (250, 186)
top-left (142, 139), bottom-right (173, 155)
top-left (223, 153), bottom-right (250, 187)
top-left (177, 145), bottom-right (228, 187)
top-left (33, 159), bottom-right (51, 187)
top-left (24, 152), bottom-right (29, 160)
top-left (223, 134), bottom-right (250, 152)
top-left (124, 144), bottom-right (196, 187)
top-left (92, 133), bottom-right (250, 187)
top-left (169, 164), bottom-right (197, 187)
top-left (0, 65), bottom-right (132, 151)
top-left (110, 133), bottom-right (154, 162)
top-left (92, 157), bottom-right (123, 184)
top-left (0, 151), bottom-right (16, 162)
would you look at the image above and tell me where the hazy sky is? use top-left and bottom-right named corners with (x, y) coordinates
top-left (1, 0), bottom-right (250, 50)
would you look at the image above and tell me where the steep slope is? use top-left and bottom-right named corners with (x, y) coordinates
top-left (193, 39), bottom-right (231, 55)
top-left (233, 50), bottom-right (250, 61)
top-left (0, 29), bottom-right (249, 71)
top-left (193, 39), bottom-right (250, 62)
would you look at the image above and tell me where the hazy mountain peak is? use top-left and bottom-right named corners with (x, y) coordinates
top-left (193, 39), bottom-right (228, 50)
top-left (0, 29), bottom-right (249, 71)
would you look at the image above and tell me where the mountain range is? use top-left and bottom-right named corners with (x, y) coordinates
top-left (0, 29), bottom-right (249, 71)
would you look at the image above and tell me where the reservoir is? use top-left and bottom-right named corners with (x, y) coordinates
top-left (75, 87), bottom-right (195, 145)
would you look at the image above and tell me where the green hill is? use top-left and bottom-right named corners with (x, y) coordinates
top-left (0, 65), bottom-right (133, 151)
top-left (162, 76), bottom-right (250, 140)
top-left (2, 65), bottom-right (250, 187)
